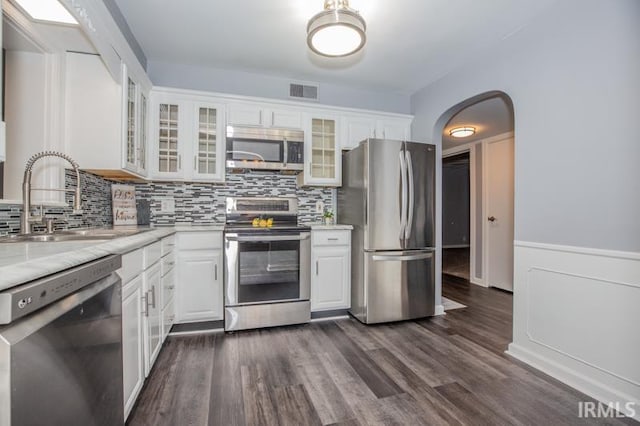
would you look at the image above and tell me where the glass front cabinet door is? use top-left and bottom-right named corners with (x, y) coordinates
top-left (192, 103), bottom-right (225, 181)
top-left (298, 113), bottom-right (341, 187)
top-left (150, 92), bottom-right (225, 182)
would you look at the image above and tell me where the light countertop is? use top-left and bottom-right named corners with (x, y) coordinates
top-left (0, 227), bottom-right (180, 291)
top-left (310, 224), bottom-right (354, 230)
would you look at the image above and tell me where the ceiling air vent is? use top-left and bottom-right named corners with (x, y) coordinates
top-left (289, 82), bottom-right (319, 101)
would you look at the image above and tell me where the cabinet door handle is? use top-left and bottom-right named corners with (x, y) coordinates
top-left (215, 264), bottom-right (218, 281)
top-left (142, 293), bottom-right (149, 317)
top-left (194, 155), bottom-right (197, 171)
top-left (168, 285), bottom-right (175, 290)
top-left (150, 285), bottom-right (156, 309)
top-left (316, 260), bottom-right (319, 275)
top-left (178, 155), bottom-right (182, 170)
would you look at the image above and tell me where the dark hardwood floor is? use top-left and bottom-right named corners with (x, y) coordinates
top-left (128, 276), bottom-right (636, 425)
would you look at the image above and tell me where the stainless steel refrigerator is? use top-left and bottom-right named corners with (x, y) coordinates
top-left (338, 139), bottom-right (436, 324)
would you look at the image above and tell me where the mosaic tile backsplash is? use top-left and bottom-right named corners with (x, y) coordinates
top-left (0, 170), bottom-right (335, 235)
top-left (135, 172), bottom-right (335, 225)
top-left (0, 170), bottom-right (113, 236)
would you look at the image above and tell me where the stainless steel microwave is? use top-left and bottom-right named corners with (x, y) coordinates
top-left (226, 126), bottom-right (304, 172)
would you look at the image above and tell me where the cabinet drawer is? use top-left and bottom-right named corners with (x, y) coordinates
top-left (162, 268), bottom-right (176, 309)
top-left (161, 253), bottom-right (176, 277)
top-left (161, 235), bottom-right (176, 256)
top-left (119, 248), bottom-right (144, 283)
top-left (312, 231), bottom-right (350, 247)
top-left (143, 241), bottom-right (162, 269)
top-left (177, 231), bottom-right (222, 250)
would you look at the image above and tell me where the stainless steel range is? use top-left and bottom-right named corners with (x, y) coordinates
top-left (224, 197), bottom-right (310, 331)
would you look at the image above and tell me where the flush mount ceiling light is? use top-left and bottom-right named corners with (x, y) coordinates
top-left (449, 127), bottom-right (476, 138)
top-left (307, 0), bottom-right (366, 57)
top-left (13, 0), bottom-right (78, 24)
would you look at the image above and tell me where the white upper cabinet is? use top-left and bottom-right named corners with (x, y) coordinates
top-left (227, 102), bottom-right (302, 129)
top-left (375, 118), bottom-right (411, 141)
top-left (193, 102), bottom-right (225, 181)
top-left (341, 115), bottom-right (412, 150)
top-left (66, 57), bottom-right (150, 178)
top-left (297, 112), bottom-right (341, 187)
top-left (149, 90), bottom-right (226, 182)
top-left (341, 115), bottom-right (376, 150)
top-left (123, 67), bottom-right (149, 176)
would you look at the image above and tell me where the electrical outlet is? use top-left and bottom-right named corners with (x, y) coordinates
top-left (315, 200), bottom-right (325, 213)
top-left (159, 197), bottom-right (175, 214)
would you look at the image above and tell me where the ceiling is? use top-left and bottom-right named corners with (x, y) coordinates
top-left (113, 0), bottom-right (559, 95)
top-left (442, 96), bottom-right (513, 150)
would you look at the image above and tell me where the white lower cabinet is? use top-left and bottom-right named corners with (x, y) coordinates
top-left (176, 231), bottom-right (224, 323)
top-left (143, 262), bottom-right (162, 376)
top-left (310, 229), bottom-right (352, 311)
top-left (120, 234), bottom-right (176, 421)
top-left (121, 274), bottom-right (144, 420)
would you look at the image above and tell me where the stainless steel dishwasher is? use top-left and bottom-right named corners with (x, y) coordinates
top-left (0, 255), bottom-right (123, 426)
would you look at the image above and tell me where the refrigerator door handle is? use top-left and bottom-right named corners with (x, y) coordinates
top-left (405, 150), bottom-right (414, 240)
top-left (372, 252), bottom-right (434, 262)
top-left (398, 151), bottom-right (407, 242)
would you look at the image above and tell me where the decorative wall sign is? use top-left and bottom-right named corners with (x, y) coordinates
top-left (112, 184), bottom-right (137, 226)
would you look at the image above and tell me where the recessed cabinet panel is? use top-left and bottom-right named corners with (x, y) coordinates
top-left (342, 116), bottom-right (376, 150)
top-left (270, 109), bottom-right (302, 129)
top-left (376, 119), bottom-right (410, 141)
top-left (177, 251), bottom-right (223, 322)
top-left (228, 103), bottom-right (263, 126)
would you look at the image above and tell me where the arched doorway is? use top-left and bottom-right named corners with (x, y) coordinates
top-left (434, 91), bottom-right (515, 316)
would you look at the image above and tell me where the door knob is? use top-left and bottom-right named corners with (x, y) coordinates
top-left (488, 216), bottom-right (496, 222)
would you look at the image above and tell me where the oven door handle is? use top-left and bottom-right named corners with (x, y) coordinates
top-left (225, 234), bottom-right (310, 242)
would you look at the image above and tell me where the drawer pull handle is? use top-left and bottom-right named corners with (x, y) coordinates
top-left (327, 238), bottom-right (339, 241)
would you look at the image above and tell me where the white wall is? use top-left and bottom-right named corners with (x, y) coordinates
top-left (148, 60), bottom-right (411, 114)
top-left (410, 0), bottom-right (640, 416)
top-left (411, 0), bottom-right (640, 253)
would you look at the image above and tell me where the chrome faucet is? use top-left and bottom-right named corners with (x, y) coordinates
top-left (21, 151), bottom-right (82, 234)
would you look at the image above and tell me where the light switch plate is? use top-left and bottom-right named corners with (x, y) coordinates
top-left (315, 200), bottom-right (324, 213)
top-left (159, 197), bottom-right (175, 214)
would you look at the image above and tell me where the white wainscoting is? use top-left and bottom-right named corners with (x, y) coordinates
top-left (507, 241), bottom-right (640, 421)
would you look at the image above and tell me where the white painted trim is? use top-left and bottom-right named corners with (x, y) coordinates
top-left (482, 134), bottom-right (515, 290)
top-left (469, 276), bottom-right (487, 287)
top-left (434, 304), bottom-right (445, 316)
top-left (510, 242), bottom-right (640, 422)
top-left (443, 130), bottom-right (515, 156)
top-left (153, 86), bottom-right (414, 120)
top-left (515, 240), bottom-right (640, 261)
top-left (469, 146), bottom-right (479, 284)
top-left (507, 344), bottom-right (640, 422)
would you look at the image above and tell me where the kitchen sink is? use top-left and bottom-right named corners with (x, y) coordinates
top-left (0, 228), bottom-right (149, 243)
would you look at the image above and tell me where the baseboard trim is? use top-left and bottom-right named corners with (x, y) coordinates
top-left (506, 343), bottom-right (640, 421)
top-left (434, 304), bottom-right (445, 316)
